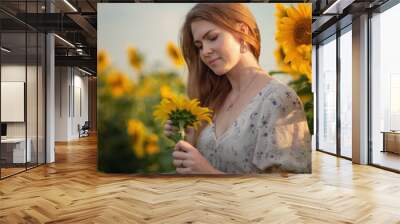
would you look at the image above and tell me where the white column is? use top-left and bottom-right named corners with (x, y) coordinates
top-left (55, 67), bottom-right (73, 141)
top-left (352, 14), bottom-right (369, 164)
top-left (46, 1), bottom-right (55, 163)
top-left (46, 33), bottom-right (55, 163)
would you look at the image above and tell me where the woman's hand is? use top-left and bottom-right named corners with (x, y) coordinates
top-left (163, 120), bottom-right (196, 145)
top-left (172, 140), bottom-right (224, 174)
top-left (163, 120), bottom-right (178, 137)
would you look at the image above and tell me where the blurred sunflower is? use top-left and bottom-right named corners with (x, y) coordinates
top-left (136, 76), bottom-right (158, 98)
top-left (106, 70), bottom-right (134, 98)
top-left (299, 95), bottom-right (312, 104)
top-left (153, 95), bottom-right (212, 142)
top-left (127, 46), bottom-right (144, 72)
top-left (145, 134), bottom-right (160, 156)
top-left (97, 50), bottom-right (110, 74)
top-left (166, 41), bottom-right (184, 68)
top-left (127, 119), bottom-right (146, 159)
top-left (275, 3), bottom-right (312, 81)
top-left (160, 85), bottom-right (176, 100)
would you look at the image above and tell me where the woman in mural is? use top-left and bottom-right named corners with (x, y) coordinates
top-left (164, 3), bottom-right (311, 174)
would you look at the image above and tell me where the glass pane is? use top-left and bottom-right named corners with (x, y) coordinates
top-left (340, 29), bottom-right (352, 158)
top-left (318, 37), bottom-right (337, 154)
top-left (27, 31), bottom-right (38, 169)
top-left (38, 32), bottom-right (45, 165)
top-left (1, 30), bottom-right (27, 177)
top-left (371, 3), bottom-right (400, 171)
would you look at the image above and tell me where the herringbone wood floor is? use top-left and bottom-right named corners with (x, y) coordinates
top-left (0, 135), bottom-right (400, 224)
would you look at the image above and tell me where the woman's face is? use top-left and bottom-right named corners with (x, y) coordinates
top-left (191, 20), bottom-right (241, 75)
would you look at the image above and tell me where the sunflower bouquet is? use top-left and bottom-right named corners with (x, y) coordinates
top-left (153, 94), bottom-right (213, 143)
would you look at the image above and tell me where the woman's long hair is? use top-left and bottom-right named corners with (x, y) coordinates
top-left (179, 3), bottom-right (261, 144)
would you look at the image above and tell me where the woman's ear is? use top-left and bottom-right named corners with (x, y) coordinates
top-left (236, 23), bottom-right (250, 53)
top-left (237, 22), bottom-right (250, 35)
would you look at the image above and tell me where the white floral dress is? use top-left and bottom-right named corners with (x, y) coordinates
top-left (196, 78), bottom-right (311, 174)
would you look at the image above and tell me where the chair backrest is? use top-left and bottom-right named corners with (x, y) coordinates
top-left (82, 121), bottom-right (90, 129)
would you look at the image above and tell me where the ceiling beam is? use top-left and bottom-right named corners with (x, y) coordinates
top-left (66, 13), bottom-right (97, 46)
top-left (55, 55), bottom-right (96, 71)
top-left (322, 0), bottom-right (356, 15)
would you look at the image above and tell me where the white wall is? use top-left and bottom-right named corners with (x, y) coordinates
top-left (55, 67), bottom-right (89, 141)
top-left (1, 65), bottom-right (26, 132)
top-left (72, 73), bottom-right (89, 138)
top-left (55, 66), bottom-right (69, 141)
top-left (1, 65), bottom-right (34, 138)
top-left (1, 64), bottom-right (46, 164)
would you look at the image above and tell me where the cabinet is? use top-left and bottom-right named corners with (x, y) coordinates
top-left (382, 131), bottom-right (400, 154)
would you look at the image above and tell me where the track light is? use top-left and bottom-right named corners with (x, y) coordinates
top-left (1, 47), bottom-right (11, 53)
top-left (54, 34), bottom-right (75, 48)
top-left (78, 67), bottom-right (93, 76)
top-left (63, 0), bottom-right (78, 12)
top-left (322, 0), bottom-right (355, 15)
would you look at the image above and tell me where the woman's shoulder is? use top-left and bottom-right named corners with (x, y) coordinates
top-left (261, 77), bottom-right (298, 100)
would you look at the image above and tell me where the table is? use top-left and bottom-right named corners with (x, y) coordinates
top-left (1, 138), bottom-right (32, 163)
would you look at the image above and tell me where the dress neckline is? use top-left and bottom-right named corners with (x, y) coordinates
top-left (212, 78), bottom-right (278, 143)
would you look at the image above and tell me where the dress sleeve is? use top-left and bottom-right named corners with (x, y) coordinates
top-left (252, 88), bottom-right (312, 173)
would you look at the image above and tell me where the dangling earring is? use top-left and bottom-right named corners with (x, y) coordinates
top-left (240, 40), bottom-right (247, 53)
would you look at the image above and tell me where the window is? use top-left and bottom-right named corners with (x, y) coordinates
top-left (0, 1), bottom-right (46, 179)
top-left (339, 28), bottom-right (352, 158)
top-left (371, 2), bottom-right (400, 171)
top-left (317, 36), bottom-right (337, 154)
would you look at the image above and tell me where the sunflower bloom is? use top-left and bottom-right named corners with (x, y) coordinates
top-left (127, 46), bottom-right (144, 72)
top-left (275, 3), bottom-right (312, 81)
top-left (153, 94), bottom-right (212, 142)
top-left (166, 41), bottom-right (184, 68)
top-left (97, 50), bottom-right (110, 74)
top-left (106, 70), bottom-right (134, 97)
top-left (274, 47), bottom-right (301, 80)
top-left (275, 3), bottom-right (288, 20)
top-left (127, 119), bottom-right (146, 159)
top-left (276, 4), bottom-right (311, 47)
top-left (145, 134), bottom-right (160, 156)
top-left (145, 144), bottom-right (160, 155)
top-left (292, 44), bottom-right (312, 80)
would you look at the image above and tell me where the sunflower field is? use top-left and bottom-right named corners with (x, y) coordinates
top-left (97, 42), bottom-right (186, 173)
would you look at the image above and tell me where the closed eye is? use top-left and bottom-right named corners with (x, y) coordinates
top-left (194, 34), bottom-right (218, 50)
top-left (209, 35), bottom-right (218, 41)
